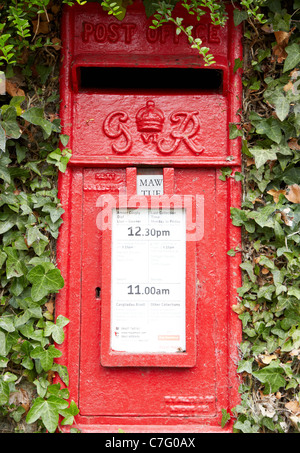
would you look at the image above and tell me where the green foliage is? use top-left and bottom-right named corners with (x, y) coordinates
top-left (147, 0), bottom-right (227, 65)
top-left (101, 0), bottom-right (127, 19)
top-left (226, 0), bottom-right (300, 433)
top-left (0, 0), bottom-right (76, 433)
top-left (26, 384), bottom-right (79, 433)
top-left (234, 0), bottom-right (268, 26)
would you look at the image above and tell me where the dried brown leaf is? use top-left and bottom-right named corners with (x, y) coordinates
top-left (267, 189), bottom-right (286, 203)
top-left (45, 299), bottom-right (55, 314)
top-left (275, 30), bottom-right (291, 45)
top-left (272, 44), bottom-right (288, 63)
top-left (259, 353), bottom-right (277, 364)
top-left (9, 388), bottom-right (30, 413)
top-left (232, 303), bottom-right (245, 315)
top-left (6, 80), bottom-right (25, 97)
top-left (285, 184), bottom-right (300, 203)
top-left (261, 267), bottom-right (269, 275)
top-left (284, 80), bottom-right (294, 92)
top-left (280, 208), bottom-right (293, 226)
top-left (272, 28), bottom-right (295, 63)
top-left (50, 37), bottom-right (61, 50)
top-left (288, 138), bottom-right (300, 151)
top-left (254, 198), bottom-right (265, 204)
top-left (47, 370), bottom-right (55, 384)
top-left (51, 4), bottom-right (61, 14)
top-left (32, 19), bottom-right (50, 35)
top-left (285, 400), bottom-right (300, 415)
top-left (290, 69), bottom-right (300, 80)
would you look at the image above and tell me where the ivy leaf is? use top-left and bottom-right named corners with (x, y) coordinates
top-left (237, 358), bottom-right (253, 374)
top-left (229, 123), bottom-right (243, 139)
top-left (280, 308), bottom-right (300, 330)
top-left (52, 363), bottom-right (69, 386)
top-left (255, 118), bottom-right (282, 144)
top-left (46, 148), bottom-right (71, 173)
top-left (0, 316), bottom-right (15, 333)
top-left (0, 124), bottom-right (6, 152)
top-left (32, 239), bottom-right (49, 257)
top-left (1, 106), bottom-right (21, 139)
top-left (248, 204), bottom-right (275, 228)
top-left (59, 134), bottom-right (69, 147)
top-left (26, 395), bottom-right (68, 433)
top-left (143, 0), bottom-right (159, 17)
top-left (21, 107), bottom-right (53, 138)
top-left (0, 152), bottom-right (12, 180)
top-left (253, 361), bottom-right (286, 393)
top-left (44, 315), bottom-right (69, 344)
top-left (60, 400), bottom-right (80, 427)
top-left (233, 9), bottom-right (248, 26)
top-left (272, 92), bottom-right (290, 121)
top-left (27, 265), bottom-right (64, 302)
top-left (283, 43), bottom-right (300, 73)
top-left (234, 420), bottom-right (259, 433)
top-left (283, 167), bottom-right (300, 185)
top-left (15, 306), bottom-right (43, 328)
top-left (221, 408), bottom-right (231, 428)
top-left (24, 161), bottom-right (41, 176)
top-left (259, 255), bottom-right (276, 269)
top-left (42, 203), bottom-right (65, 223)
top-left (0, 331), bottom-right (6, 357)
top-left (0, 250), bottom-right (7, 267)
top-left (0, 163), bottom-right (11, 183)
top-left (230, 207), bottom-right (248, 226)
top-left (3, 247), bottom-right (27, 279)
top-left (0, 217), bottom-right (16, 235)
top-left (287, 287), bottom-right (300, 299)
top-left (0, 380), bottom-right (10, 405)
top-left (240, 262), bottom-right (256, 283)
top-left (250, 147), bottom-right (278, 168)
top-left (219, 167), bottom-right (232, 181)
top-left (272, 268), bottom-right (285, 287)
top-left (26, 225), bottom-right (48, 247)
top-left (31, 345), bottom-right (62, 371)
top-left (257, 284), bottom-right (275, 301)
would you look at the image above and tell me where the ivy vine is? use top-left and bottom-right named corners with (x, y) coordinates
top-left (227, 0), bottom-right (300, 433)
top-left (0, 0), bottom-right (79, 433)
top-left (0, 0), bottom-right (300, 433)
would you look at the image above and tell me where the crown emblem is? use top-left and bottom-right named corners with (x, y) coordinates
top-left (136, 100), bottom-right (165, 133)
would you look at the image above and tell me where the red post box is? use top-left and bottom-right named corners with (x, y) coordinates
top-left (56, 0), bottom-right (242, 432)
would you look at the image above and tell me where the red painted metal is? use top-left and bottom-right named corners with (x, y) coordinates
top-left (56, 0), bottom-right (243, 433)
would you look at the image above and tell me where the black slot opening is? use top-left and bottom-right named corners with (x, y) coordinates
top-left (79, 67), bottom-right (223, 92)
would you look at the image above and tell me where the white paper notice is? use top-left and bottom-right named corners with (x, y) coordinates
top-left (111, 208), bottom-right (186, 353)
top-left (136, 174), bottom-right (164, 195)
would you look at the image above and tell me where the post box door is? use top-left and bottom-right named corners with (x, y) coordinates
top-left (77, 167), bottom-right (230, 421)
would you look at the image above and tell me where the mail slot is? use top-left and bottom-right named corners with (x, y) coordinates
top-left (56, 0), bottom-right (243, 432)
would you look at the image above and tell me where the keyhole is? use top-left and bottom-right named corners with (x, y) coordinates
top-left (95, 287), bottom-right (101, 299)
